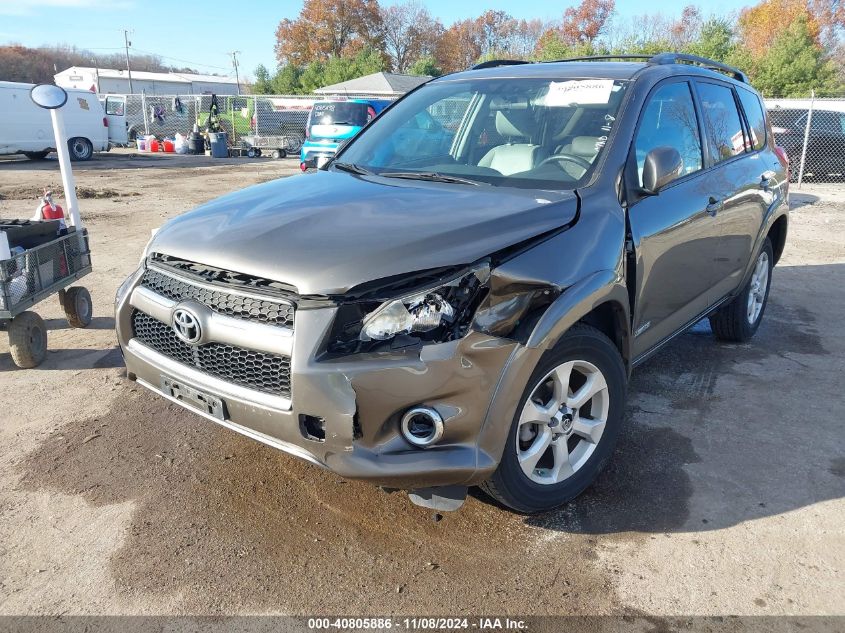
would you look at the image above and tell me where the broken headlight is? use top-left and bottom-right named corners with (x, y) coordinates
top-left (326, 265), bottom-right (490, 355)
top-left (361, 266), bottom-right (489, 342)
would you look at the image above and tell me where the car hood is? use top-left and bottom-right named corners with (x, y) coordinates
top-left (149, 171), bottom-right (578, 296)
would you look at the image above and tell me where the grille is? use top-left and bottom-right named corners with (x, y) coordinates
top-left (132, 310), bottom-right (291, 399)
top-left (140, 267), bottom-right (294, 329)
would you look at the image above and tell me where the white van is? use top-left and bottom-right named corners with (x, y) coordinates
top-left (0, 81), bottom-right (127, 160)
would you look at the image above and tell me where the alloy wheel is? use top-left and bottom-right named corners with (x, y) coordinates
top-left (515, 359), bottom-right (609, 485)
top-left (747, 251), bottom-right (769, 325)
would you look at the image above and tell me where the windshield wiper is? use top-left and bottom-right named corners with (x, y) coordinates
top-left (333, 162), bottom-right (373, 175)
top-left (379, 171), bottom-right (482, 186)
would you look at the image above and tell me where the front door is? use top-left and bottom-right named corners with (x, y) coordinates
top-left (626, 80), bottom-right (721, 357)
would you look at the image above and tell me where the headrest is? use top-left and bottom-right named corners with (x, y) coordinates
top-left (495, 110), bottom-right (533, 138)
top-left (570, 136), bottom-right (599, 156)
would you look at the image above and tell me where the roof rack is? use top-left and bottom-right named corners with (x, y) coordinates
top-left (471, 59), bottom-right (531, 70)
top-left (470, 53), bottom-right (748, 83)
top-left (647, 53), bottom-right (748, 83)
top-left (547, 53), bottom-right (747, 83)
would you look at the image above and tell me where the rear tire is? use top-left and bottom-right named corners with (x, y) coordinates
top-left (8, 311), bottom-right (47, 368)
top-left (481, 324), bottom-right (627, 513)
top-left (24, 151), bottom-right (49, 160)
top-left (709, 238), bottom-right (773, 342)
top-left (62, 286), bottom-right (93, 328)
top-left (68, 137), bottom-right (93, 161)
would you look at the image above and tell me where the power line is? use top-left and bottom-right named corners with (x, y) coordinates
top-left (130, 48), bottom-right (230, 72)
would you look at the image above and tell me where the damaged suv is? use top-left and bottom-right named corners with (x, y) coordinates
top-left (115, 54), bottom-right (789, 513)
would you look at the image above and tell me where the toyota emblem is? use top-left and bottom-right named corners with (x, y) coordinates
top-left (172, 308), bottom-right (202, 344)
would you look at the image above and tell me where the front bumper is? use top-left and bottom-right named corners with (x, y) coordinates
top-left (115, 266), bottom-right (527, 489)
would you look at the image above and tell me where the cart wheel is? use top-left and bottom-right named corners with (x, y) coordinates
top-left (275, 149), bottom-right (286, 159)
top-left (255, 148), bottom-right (262, 157)
top-left (247, 148), bottom-right (257, 158)
top-left (63, 286), bottom-right (93, 328)
top-left (8, 311), bottom-right (47, 368)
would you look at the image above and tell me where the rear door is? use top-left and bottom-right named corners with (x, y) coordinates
top-left (627, 79), bottom-right (721, 357)
top-left (694, 80), bottom-right (778, 302)
top-left (104, 96), bottom-right (128, 145)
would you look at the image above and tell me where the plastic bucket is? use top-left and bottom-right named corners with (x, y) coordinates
top-left (208, 132), bottom-right (228, 158)
top-left (136, 139), bottom-right (146, 151)
top-left (163, 139), bottom-right (175, 153)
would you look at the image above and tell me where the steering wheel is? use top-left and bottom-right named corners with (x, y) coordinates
top-left (537, 153), bottom-right (592, 171)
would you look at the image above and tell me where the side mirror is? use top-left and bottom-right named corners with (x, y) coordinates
top-left (641, 146), bottom-right (683, 194)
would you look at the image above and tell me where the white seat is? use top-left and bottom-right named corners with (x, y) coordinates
top-left (479, 110), bottom-right (548, 176)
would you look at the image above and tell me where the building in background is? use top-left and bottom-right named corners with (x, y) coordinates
top-left (314, 72), bottom-right (431, 97)
top-left (54, 66), bottom-right (239, 95)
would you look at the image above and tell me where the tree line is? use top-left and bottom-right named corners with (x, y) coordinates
top-left (0, 44), bottom-right (200, 85)
top-left (253, 0), bottom-right (844, 97)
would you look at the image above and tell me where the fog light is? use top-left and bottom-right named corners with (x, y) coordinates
top-left (400, 406), bottom-right (444, 448)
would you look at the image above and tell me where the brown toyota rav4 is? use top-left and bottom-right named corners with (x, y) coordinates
top-left (115, 54), bottom-right (789, 513)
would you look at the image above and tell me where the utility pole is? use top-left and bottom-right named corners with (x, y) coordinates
top-left (229, 50), bottom-right (241, 95)
top-left (123, 29), bottom-right (134, 93)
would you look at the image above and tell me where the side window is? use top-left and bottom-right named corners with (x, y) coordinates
top-left (105, 98), bottom-right (125, 116)
top-left (737, 89), bottom-right (766, 151)
top-left (810, 110), bottom-right (845, 134)
top-left (697, 82), bottom-right (747, 162)
top-left (634, 82), bottom-right (703, 186)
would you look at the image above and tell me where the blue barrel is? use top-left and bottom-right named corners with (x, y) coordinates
top-left (208, 132), bottom-right (228, 158)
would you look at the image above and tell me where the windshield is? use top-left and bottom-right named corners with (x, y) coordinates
top-left (336, 77), bottom-right (628, 189)
top-left (309, 101), bottom-right (374, 130)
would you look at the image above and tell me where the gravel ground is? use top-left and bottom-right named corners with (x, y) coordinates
top-left (0, 151), bottom-right (842, 620)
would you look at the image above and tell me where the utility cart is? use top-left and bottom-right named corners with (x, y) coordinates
top-left (1, 229), bottom-right (92, 368)
top-left (1, 83), bottom-right (97, 368)
top-left (231, 134), bottom-right (304, 159)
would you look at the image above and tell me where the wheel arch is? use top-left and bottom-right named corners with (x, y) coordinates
top-left (767, 214), bottom-right (788, 265)
top-left (526, 269), bottom-right (631, 371)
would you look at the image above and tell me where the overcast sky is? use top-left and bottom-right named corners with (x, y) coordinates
top-left (0, 0), bottom-right (750, 79)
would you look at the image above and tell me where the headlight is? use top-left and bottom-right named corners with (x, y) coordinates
top-left (360, 292), bottom-right (455, 341)
top-left (139, 226), bottom-right (160, 263)
top-left (326, 264), bottom-right (490, 355)
top-left (115, 268), bottom-right (139, 307)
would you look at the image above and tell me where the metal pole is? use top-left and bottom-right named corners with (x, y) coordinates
top-left (141, 91), bottom-right (149, 136)
top-left (797, 89), bottom-right (815, 189)
top-left (230, 51), bottom-right (241, 96)
top-left (123, 29), bottom-right (134, 93)
top-left (49, 109), bottom-right (85, 250)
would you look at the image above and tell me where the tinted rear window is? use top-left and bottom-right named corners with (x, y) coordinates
top-left (697, 82), bottom-right (747, 162)
top-left (737, 89), bottom-right (766, 151)
top-left (309, 102), bottom-right (372, 128)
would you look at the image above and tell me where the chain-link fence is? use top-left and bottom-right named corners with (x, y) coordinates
top-left (122, 93), bottom-right (396, 154)
top-left (764, 95), bottom-right (845, 186)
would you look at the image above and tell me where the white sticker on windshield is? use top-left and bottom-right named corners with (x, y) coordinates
top-left (545, 80), bottom-right (614, 106)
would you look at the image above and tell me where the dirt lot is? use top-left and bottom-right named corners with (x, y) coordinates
top-left (0, 150), bottom-right (842, 619)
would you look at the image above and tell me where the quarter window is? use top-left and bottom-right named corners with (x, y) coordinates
top-left (697, 82), bottom-right (747, 162)
top-left (737, 88), bottom-right (766, 151)
top-left (634, 82), bottom-right (703, 186)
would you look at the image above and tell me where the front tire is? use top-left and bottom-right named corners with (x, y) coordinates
top-left (709, 238), bottom-right (773, 342)
top-left (68, 137), bottom-right (93, 161)
top-left (481, 324), bottom-right (627, 513)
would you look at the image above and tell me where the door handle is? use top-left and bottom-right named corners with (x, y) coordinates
top-left (706, 197), bottom-right (723, 216)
